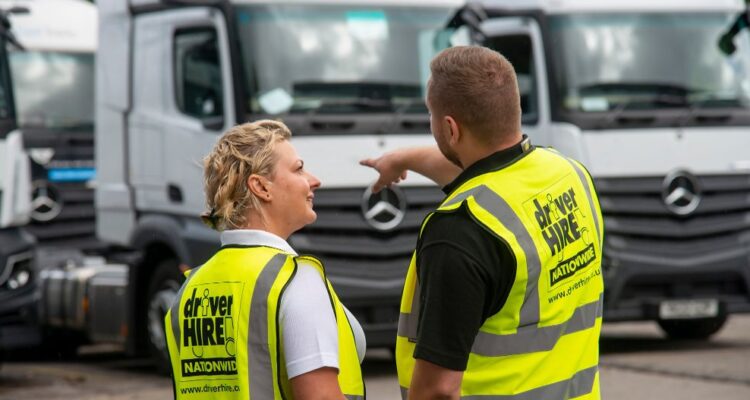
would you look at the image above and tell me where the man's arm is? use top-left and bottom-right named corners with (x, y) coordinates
top-left (360, 146), bottom-right (462, 192)
top-left (408, 360), bottom-right (463, 400)
top-left (407, 207), bottom-right (516, 400)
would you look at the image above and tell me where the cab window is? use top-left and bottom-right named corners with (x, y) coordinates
top-left (485, 34), bottom-right (538, 124)
top-left (174, 28), bottom-right (224, 121)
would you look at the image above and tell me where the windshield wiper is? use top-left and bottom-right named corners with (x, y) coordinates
top-left (679, 93), bottom-right (743, 125)
top-left (306, 98), bottom-right (393, 114)
top-left (579, 82), bottom-right (693, 100)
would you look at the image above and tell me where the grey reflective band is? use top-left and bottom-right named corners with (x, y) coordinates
top-left (397, 281), bottom-right (421, 339)
top-left (562, 156), bottom-right (602, 246)
top-left (345, 395), bottom-right (365, 400)
top-left (401, 367), bottom-right (597, 400)
top-left (460, 366), bottom-right (598, 399)
top-left (471, 294), bottom-right (603, 356)
top-left (169, 265), bottom-right (202, 351)
top-left (471, 187), bottom-right (542, 328)
top-left (247, 253), bottom-right (288, 399)
top-left (426, 185), bottom-right (542, 330)
top-left (443, 185), bottom-right (485, 208)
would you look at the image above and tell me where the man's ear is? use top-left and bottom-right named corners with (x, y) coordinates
top-left (247, 174), bottom-right (272, 202)
top-left (444, 115), bottom-right (461, 145)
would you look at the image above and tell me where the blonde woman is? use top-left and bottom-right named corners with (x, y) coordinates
top-left (165, 120), bottom-right (366, 399)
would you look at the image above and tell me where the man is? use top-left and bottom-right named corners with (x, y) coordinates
top-left (361, 46), bottom-right (604, 399)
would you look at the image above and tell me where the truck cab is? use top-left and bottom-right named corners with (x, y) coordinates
top-left (96, 0), bottom-right (750, 369)
top-left (98, 0), bottom-right (461, 368)
top-left (0, 6), bottom-right (39, 351)
top-left (4, 0), bottom-right (98, 251)
top-left (458, 0), bottom-right (750, 337)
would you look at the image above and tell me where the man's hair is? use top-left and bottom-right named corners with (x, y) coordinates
top-left (428, 46), bottom-right (521, 144)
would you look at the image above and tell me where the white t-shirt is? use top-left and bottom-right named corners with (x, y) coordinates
top-left (221, 229), bottom-right (366, 379)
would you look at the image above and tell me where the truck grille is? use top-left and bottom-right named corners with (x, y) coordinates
top-left (593, 174), bottom-right (750, 319)
top-left (596, 174), bottom-right (750, 248)
top-left (292, 186), bottom-right (444, 290)
top-left (290, 186), bottom-right (444, 342)
top-left (25, 181), bottom-right (101, 250)
top-left (24, 130), bottom-right (102, 251)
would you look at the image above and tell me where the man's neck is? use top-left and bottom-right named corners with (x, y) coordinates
top-left (458, 133), bottom-right (523, 169)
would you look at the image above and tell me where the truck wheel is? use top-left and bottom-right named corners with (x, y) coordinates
top-left (146, 259), bottom-right (184, 374)
top-left (657, 315), bottom-right (728, 340)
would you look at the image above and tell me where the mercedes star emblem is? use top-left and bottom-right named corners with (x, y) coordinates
top-left (662, 170), bottom-right (701, 216)
top-left (29, 148), bottom-right (55, 166)
top-left (361, 184), bottom-right (407, 231)
top-left (30, 180), bottom-right (63, 222)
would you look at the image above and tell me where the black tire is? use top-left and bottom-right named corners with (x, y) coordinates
top-left (145, 259), bottom-right (184, 375)
top-left (657, 315), bottom-right (728, 340)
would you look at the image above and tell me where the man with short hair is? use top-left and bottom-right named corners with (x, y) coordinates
top-left (361, 46), bottom-right (604, 399)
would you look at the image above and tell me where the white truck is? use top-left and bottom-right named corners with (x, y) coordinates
top-left (37, 0), bottom-right (750, 370)
top-left (0, 5), bottom-right (39, 352)
top-left (3, 0), bottom-right (98, 250)
top-left (450, 0), bottom-right (750, 338)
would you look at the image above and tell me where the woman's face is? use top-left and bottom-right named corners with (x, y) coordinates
top-left (268, 140), bottom-right (321, 235)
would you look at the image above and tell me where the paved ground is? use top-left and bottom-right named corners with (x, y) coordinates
top-left (1, 315), bottom-right (749, 399)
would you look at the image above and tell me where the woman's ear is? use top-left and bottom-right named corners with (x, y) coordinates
top-left (247, 174), bottom-right (272, 202)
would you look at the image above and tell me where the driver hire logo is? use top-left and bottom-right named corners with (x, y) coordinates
top-left (181, 286), bottom-right (238, 377)
top-left (525, 179), bottom-right (598, 290)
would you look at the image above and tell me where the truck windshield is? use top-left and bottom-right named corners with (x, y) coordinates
top-left (9, 51), bottom-right (94, 129)
top-left (235, 5), bottom-right (455, 116)
top-left (549, 13), bottom-right (750, 122)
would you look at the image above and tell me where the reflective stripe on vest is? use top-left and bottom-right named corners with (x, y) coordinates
top-left (399, 182), bottom-right (602, 343)
top-left (166, 247), bottom-right (365, 399)
top-left (396, 147), bottom-right (603, 399)
top-left (400, 366), bottom-right (598, 400)
top-left (247, 253), bottom-right (287, 399)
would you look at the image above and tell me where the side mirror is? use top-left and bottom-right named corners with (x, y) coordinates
top-left (446, 2), bottom-right (488, 43)
top-left (202, 115), bottom-right (224, 131)
top-left (718, 10), bottom-right (750, 56)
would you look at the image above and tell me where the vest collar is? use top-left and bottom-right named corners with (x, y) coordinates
top-left (442, 134), bottom-right (534, 195)
top-left (220, 229), bottom-right (298, 255)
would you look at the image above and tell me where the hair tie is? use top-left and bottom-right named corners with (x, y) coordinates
top-left (200, 208), bottom-right (219, 230)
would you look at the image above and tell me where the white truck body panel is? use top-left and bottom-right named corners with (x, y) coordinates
top-left (563, 126), bottom-right (750, 177)
top-left (0, 131), bottom-right (31, 228)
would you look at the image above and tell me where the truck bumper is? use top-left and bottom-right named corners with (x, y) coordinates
top-left (0, 284), bottom-right (42, 350)
top-left (602, 252), bottom-right (750, 321)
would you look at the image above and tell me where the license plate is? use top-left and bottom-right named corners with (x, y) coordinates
top-left (659, 299), bottom-right (719, 320)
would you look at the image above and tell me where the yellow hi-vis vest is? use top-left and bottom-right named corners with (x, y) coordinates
top-left (165, 245), bottom-right (365, 399)
top-left (396, 147), bottom-right (604, 399)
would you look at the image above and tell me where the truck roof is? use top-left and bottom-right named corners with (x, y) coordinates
top-left (478, 0), bottom-right (745, 13)
top-left (2, 0), bottom-right (96, 52)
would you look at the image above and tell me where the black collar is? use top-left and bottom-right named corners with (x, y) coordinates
top-left (442, 135), bottom-right (534, 195)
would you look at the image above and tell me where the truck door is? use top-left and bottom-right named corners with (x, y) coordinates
top-left (476, 17), bottom-right (551, 144)
top-left (130, 7), bottom-right (234, 216)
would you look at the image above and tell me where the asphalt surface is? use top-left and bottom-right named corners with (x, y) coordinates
top-left (1, 315), bottom-right (749, 399)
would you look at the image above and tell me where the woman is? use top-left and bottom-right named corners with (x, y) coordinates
top-left (165, 120), bottom-right (366, 399)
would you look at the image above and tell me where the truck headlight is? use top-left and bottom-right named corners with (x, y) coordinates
top-left (2, 253), bottom-right (34, 290)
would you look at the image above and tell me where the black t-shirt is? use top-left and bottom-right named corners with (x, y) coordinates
top-left (412, 136), bottom-right (533, 371)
